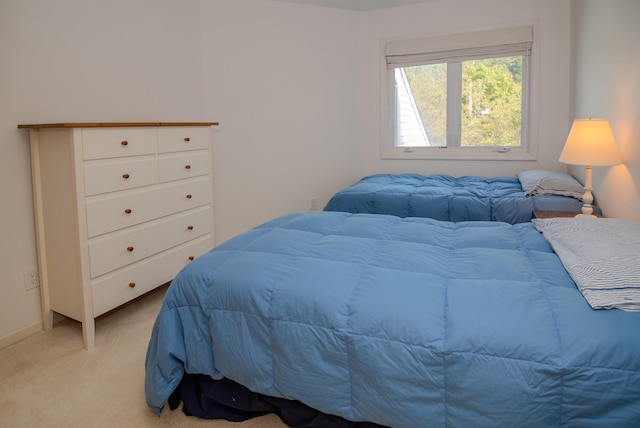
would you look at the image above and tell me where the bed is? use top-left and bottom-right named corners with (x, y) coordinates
top-left (145, 211), bottom-right (640, 427)
top-left (323, 170), bottom-right (600, 223)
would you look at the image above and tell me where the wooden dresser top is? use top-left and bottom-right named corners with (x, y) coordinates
top-left (18, 122), bottom-right (219, 129)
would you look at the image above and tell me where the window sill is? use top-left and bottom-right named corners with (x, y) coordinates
top-left (381, 148), bottom-right (537, 161)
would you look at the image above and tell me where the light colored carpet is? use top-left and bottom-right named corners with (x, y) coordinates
top-left (0, 286), bottom-right (288, 428)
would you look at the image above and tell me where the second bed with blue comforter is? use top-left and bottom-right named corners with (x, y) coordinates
top-left (324, 173), bottom-right (595, 223)
top-left (145, 212), bottom-right (640, 427)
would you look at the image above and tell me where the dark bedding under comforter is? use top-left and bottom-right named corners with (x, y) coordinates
top-left (146, 212), bottom-right (640, 427)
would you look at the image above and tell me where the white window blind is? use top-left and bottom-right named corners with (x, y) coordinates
top-left (386, 26), bottom-right (533, 68)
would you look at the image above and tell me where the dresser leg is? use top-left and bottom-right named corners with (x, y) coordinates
top-left (82, 319), bottom-right (96, 350)
top-left (42, 310), bottom-right (54, 331)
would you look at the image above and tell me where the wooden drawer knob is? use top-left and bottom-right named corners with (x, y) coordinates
top-left (128, 282), bottom-right (136, 288)
top-left (126, 246), bottom-right (134, 252)
top-left (186, 194), bottom-right (192, 199)
top-left (185, 165), bottom-right (191, 170)
top-left (121, 140), bottom-right (128, 146)
top-left (188, 256), bottom-right (195, 261)
top-left (124, 209), bottom-right (132, 214)
top-left (184, 137), bottom-right (190, 142)
top-left (187, 225), bottom-right (194, 230)
top-left (122, 173), bottom-right (130, 179)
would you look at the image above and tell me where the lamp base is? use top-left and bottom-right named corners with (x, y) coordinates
top-left (579, 178), bottom-right (596, 217)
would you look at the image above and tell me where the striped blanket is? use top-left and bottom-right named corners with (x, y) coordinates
top-left (534, 217), bottom-right (640, 311)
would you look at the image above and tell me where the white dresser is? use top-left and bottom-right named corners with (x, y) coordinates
top-left (20, 122), bottom-right (218, 349)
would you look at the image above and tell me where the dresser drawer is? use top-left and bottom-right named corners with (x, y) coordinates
top-left (85, 177), bottom-right (212, 237)
top-left (159, 150), bottom-right (211, 183)
top-left (90, 235), bottom-right (213, 316)
top-left (83, 156), bottom-right (158, 196)
top-left (82, 128), bottom-right (157, 160)
top-left (158, 127), bottom-right (211, 153)
top-left (88, 206), bottom-right (213, 278)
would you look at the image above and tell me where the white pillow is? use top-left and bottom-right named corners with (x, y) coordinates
top-left (517, 169), bottom-right (585, 200)
top-left (533, 218), bottom-right (640, 311)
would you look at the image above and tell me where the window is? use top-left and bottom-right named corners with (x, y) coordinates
top-left (382, 26), bottom-right (535, 160)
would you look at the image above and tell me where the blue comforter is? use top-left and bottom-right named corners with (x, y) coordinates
top-left (324, 174), bottom-right (590, 223)
top-left (145, 212), bottom-right (640, 427)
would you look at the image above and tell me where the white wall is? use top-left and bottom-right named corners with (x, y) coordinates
top-left (359, 0), bottom-right (573, 178)
top-left (570, 0), bottom-right (640, 220)
top-left (0, 0), bottom-right (206, 346)
top-left (199, 0), bottom-right (364, 243)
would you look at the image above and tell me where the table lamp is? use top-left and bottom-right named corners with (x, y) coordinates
top-left (559, 118), bottom-right (621, 217)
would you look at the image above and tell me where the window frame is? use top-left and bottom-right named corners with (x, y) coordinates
top-left (381, 25), bottom-right (538, 161)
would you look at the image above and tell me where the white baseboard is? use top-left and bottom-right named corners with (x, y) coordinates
top-left (0, 322), bottom-right (43, 350)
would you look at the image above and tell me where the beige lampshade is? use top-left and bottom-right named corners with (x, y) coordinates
top-left (559, 118), bottom-right (621, 166)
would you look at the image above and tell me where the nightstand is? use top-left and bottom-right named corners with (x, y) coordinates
top-left (533, 210), bottom-right (601, 219)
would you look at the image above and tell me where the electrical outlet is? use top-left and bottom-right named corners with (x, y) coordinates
top-left (309, 197), bottom-right (318, 211)
top-left (23, 269), bottom-right (39, 290)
